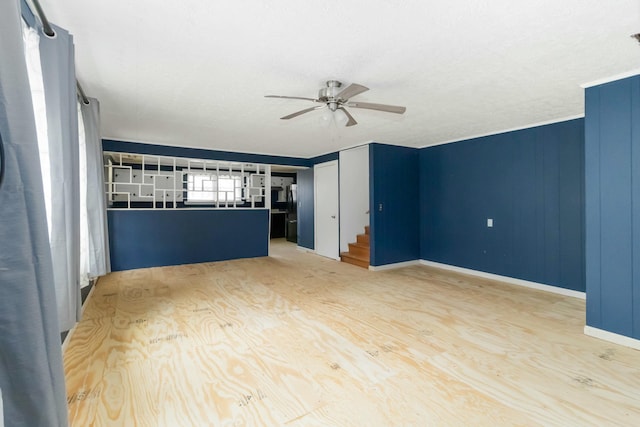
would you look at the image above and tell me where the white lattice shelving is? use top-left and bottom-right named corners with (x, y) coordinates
top-left (104, 152), bottom-right (270, 209)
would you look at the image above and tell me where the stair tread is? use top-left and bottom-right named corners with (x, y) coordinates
top-left (347, 243), bottom-right (370, 258)
top-left (349, 242), bottom-right (370, 249)
top-left (342, 226), bottom-right (370, 269)
top-left (340, 252), bottom-right (369, 262)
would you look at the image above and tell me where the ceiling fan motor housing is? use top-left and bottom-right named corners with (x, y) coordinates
top-left (319, 80), bottom-right (343, 111)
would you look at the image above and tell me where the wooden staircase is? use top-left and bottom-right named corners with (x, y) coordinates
top-left (340, 225), bottom-right (370, 269)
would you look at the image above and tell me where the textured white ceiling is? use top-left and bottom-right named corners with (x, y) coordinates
top-left (42, 0), bottom-right (639, 158)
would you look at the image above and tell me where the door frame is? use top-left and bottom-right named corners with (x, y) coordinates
top-left (314, 160), bottom-right (340, 260)
top-left (339, 144), bottom-right (369, 253)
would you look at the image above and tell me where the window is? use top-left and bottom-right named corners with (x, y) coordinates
top-left (187, 173), bottom-right (242, 203)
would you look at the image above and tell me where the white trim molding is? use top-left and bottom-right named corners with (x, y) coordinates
top-left (419, 114), bottom-right (585, 149)
top-left (419, 260), bottom-right (586, 299)
top-left (296, 246), bottom-right (316, 254)
top-left (584, 326), bottom-right (640, 351)
top-left (62, 278), bottom-right (99, 352)
top-left (369, 260), bottom-right (420, 271)
top-left (580, 69), bottom-right (640, 89)
top-left (61, 325), bottom-right (75, 353)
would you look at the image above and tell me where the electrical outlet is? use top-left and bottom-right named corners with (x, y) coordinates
top-left (487, 218), bottom-right (493, 227)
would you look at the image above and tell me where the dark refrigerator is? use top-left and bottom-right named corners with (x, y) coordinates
top-left (285, 184), bottom-right (297, 243)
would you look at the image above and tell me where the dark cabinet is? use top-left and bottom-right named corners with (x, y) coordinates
top-left (270, 212), bottom-right (286, 238)
top-left (286, 218), bottom-right (297, 243)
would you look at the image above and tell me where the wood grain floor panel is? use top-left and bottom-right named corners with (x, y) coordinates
top-left (64, 239), bottom-right (640, 426)
top-left (92, 359), bottom-right (158, 427)
top-left (65, 317), bottom-right (112, 426)
top-left (81, 285), bottom-right (119, 320)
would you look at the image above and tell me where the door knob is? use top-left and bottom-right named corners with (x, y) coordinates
top-left (331, 215), bottom-right (336, 218)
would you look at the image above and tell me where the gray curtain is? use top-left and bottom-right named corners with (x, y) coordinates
top-left (39, 24), bottom-right (82, 332)
top-left (0, 0), bottom-right (68, 425)
top-left (81, 98), bottom-right (111, 277)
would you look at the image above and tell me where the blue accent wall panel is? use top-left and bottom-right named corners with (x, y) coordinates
top-left (585, 88), bottom-right (601, 327)
top-left (297, 168), bottom-right (314, 250)
top-left (370, 143), bottom-right (420, 266)
top-left (599, 83), bottom-right (633, 335)
top-left (108, 209), bottom-right (269, 271)
top-left (632, 79), bottom-right (640, 338)
top-left (420, 119), bottom-right (585, 291)
top-left (585, 75), bottom-right (640, 339)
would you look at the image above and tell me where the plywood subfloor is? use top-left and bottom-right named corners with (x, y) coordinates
top-left (64, 239), bottom-right (640, 426)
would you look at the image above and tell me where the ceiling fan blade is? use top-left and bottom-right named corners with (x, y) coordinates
top-left (336, 83), bottom-right (369, 100)
top-left (338, 107), bottom-right (358, 127)
top-left (280, 105), bottom-right (325, 120)
top-left (346, 101), bottom-right (406, 114)
top-left (265, 95), bottom-right (319, 102)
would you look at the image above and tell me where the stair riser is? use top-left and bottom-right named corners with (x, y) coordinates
top-left (348, 244), bottom-right (370, 258)
top-left (340, 255), bottom-right (369, 269)
top-left (356, 234), bottom-right (369, 244)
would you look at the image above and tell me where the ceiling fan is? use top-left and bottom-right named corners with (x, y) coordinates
top-left (265, 80), bottom-right (406, 127)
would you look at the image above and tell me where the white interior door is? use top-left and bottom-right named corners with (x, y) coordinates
top-left (314, 160), bottom-right (339, 259)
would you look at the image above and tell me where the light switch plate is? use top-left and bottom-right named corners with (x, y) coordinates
top-left (487, 218), bottom-right (493, 227)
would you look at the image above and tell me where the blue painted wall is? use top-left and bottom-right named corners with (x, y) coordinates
top-left (369, 143), bottom-right (420, 266)
top-left (297, 168), bottom-right (314, 249)
top-left (309, 151), bottom-right (339, 165)
top-left (103, 139), bottom-right (309, 167)
top-left (108, 209), bottom-right (269, 271)
top-left (585, 75), bottom-right (640, 339)
top-left (420, 119), bottom-right (585, 291)
top-left (102, 140), bottom-right (328, 269)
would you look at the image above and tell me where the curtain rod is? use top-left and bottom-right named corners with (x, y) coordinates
top-left (76, 82), bottom-right (89, 105)
top-left (30, 0), bottom-right (54, 37)
top-left (30, 0), bottom-right (90, 105)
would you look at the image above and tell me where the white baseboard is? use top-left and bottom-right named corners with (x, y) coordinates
top-left (61, 325), bottom-right (75, 353)
top-left (369, 260), bottom-right (421, 271)
top-left (62, 278), bottom-right (100, 351)
top-left (584, 326), bottom-right (640, 351)
top-left (81, 278), bottom-right (99, 315)
top-left (419, 260), bottom-right (586, 299)
top-left (297, 247), bottom-right (340, 262)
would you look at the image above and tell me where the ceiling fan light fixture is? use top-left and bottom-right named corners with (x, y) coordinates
top-left (265, 80), bottom-right (406, 126)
